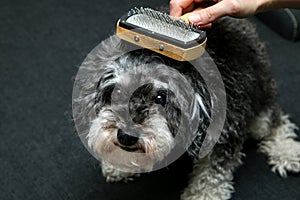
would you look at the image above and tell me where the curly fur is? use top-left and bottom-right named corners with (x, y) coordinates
top-left (73, 15), bottom-right (300, 200)
top-left (179, 17), bottom-right (300, 200)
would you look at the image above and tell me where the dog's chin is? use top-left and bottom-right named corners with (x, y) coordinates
top-left (92, 138), bottom-right (167, 172)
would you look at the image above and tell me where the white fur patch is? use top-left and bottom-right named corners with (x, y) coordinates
top-left (101, 161), bottom-right (140, 183)
top-left (249, 109), bottom-right (272, 140)
top-left (258, 114), bottom-right (300, 177)
top-left (181, 158), bottom-right (234, 200)
top-left (193, 93), bottom-right (210, 119)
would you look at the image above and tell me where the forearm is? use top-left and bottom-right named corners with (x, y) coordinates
top-left (258, 0), bottom-right (300, 12)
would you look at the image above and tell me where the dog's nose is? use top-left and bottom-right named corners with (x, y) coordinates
top-left (117, 129), bottom-right (139, 146)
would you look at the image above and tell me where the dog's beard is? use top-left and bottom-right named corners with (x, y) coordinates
top-left (87, 108), bottom-right (175, 172)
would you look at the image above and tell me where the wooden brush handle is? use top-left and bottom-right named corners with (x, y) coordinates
top-left (179, 7), bottom-right (204, 23)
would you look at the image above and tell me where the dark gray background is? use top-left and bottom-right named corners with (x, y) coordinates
top-left (1, 0), bottom-right (300, 199)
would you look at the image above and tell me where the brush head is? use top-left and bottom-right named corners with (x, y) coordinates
top-left (116, 7), bottom-right (207, 61)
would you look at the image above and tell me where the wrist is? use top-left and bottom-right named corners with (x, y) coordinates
top-left (256, 0), bottom-right (273, 13)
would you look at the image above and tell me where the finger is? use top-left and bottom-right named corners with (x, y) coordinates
top-left (182, 2), bottom-right (195, 14)
top-left (188, 0), bottom-right (232, 25)
top-left (170, 0), bottom-right (196, 17)
top-left (199, 23), bottom-right (212, 29)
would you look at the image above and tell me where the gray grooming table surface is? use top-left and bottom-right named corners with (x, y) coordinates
top-left (1, 0), bottom-right (300, 199)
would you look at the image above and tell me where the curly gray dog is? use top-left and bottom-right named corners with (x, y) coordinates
top-left (74, 16), bottom-right (300, 200)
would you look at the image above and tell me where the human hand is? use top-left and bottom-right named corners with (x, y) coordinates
top-left (169, 0), bottom-right (280, 27)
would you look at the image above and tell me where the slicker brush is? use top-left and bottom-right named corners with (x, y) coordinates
top-left (116, 7), bottom-right (207, 61)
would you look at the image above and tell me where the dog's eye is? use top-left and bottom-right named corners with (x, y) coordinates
top-left (154, 94), bottom-right (166, 106)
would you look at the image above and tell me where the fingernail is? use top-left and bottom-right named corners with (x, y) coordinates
top-left (188, 14), bottom-right (201, 23)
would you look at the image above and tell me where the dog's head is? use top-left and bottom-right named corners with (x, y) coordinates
top-left (74, 36), bottom-right (212, 172)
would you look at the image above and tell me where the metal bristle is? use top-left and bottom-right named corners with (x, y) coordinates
top-left (126, 7), bottom-right (201, 43)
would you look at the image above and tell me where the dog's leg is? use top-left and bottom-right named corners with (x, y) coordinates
top-left (250, 107), bottom-right (300, 177)
top-left (101, 161), bottom-right (140, 183)
top-left (181, 152), bottom-right (242, 200)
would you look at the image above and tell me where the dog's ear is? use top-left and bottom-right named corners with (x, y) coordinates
top-left (187, 92), bottom-right (212, 158)
top-left (73, 36), bottom-right (122, 128)
top-left (164, 89), bottom-right (182, 136)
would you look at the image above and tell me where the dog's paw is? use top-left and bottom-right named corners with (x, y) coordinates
top-left (181, 180), bottom-right (233, 200)
top-left (181, 159), bottom-right (234, 200)
top-left (259, 116), bottom-right (300, 177)
top-left (101, 162), bottom-right (140, 183)
top-left (260, 137), bottom-right (300, 177)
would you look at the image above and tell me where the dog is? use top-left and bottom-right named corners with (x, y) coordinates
top-left (73, 15), bottom-right (300, 199)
